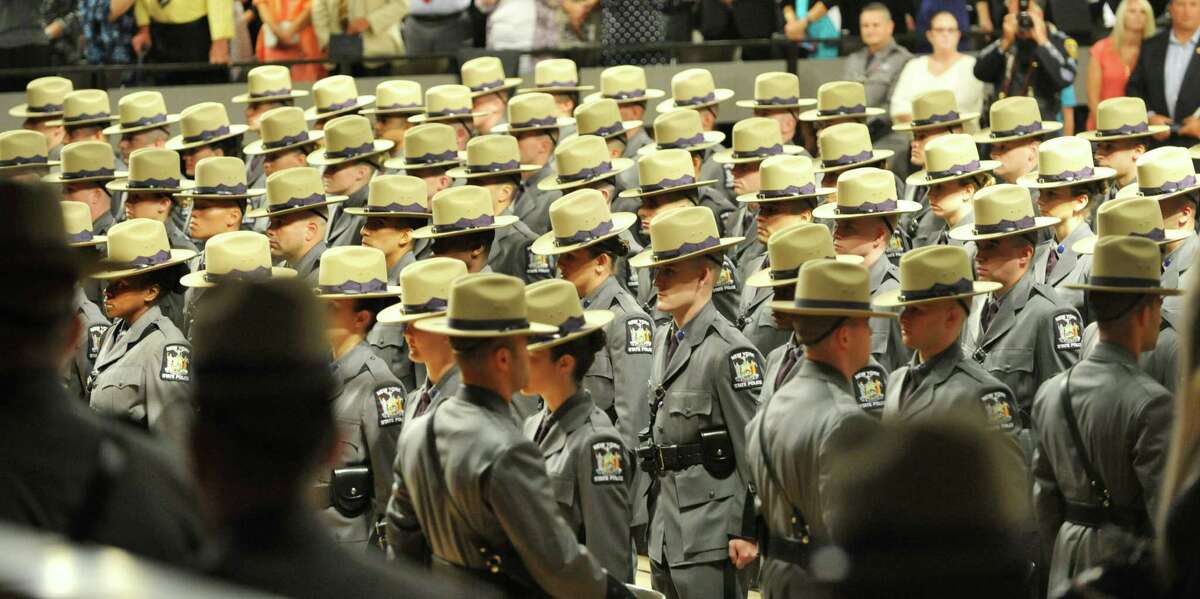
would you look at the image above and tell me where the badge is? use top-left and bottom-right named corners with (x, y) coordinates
top-left (87, 324), bottom-right (107, 360)
top-left (1053, 312), bottom-right (1082, 352)
top-left (591, 440), bottom-right (625, 485)
top-left (625, 317), bottom-right (654, 354)
top-left (714, 263), bottom-right (737, 293)
top-left (527, 250), bottom-right (553, 276)
top-left (375, 385), bottom-right (406, 428)
top-left (852, 366), bottom-right (887, 412)
top-left (980, 390), bottom-right (1016, 432)
top-left (730, 350), bottom-right (764, 390)
top-left (159, 344), bottom-right (190, 382)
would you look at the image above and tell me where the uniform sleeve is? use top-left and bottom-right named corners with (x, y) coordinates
top-left (1036, 307), bottom-right (1081, 390)
top-left (1133, 388), bottom-right (1174, 520)
top-left (973, 40), bottom-right (1005, 85)
top-left (714, 343), bottom-right (764, 486)
top-left (206, 0), bottom-right (235, 40)
top-left (819, 410), bottom-right (878, 543)
top-left (1034, 32), bottom-right (1076, 91)
top-left (145, 337), bottom-right (194, 452)
top-left (610, 313), bottom-right (654, 450)
top-left (386, 439), bottom-right (429, 564)
top-left (1031, 382), bottom-right (1064, 567)
top-left (364, 378), bottom-right (407, 520)
top-left (368, 0), bottom-right (408, 33)
top-left (575, 432), bottom-right (633, 582)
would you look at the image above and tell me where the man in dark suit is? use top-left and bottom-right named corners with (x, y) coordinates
top-left (698, 0), bottom-right (780, 59)
top-left (1126, 0), bottom-right (1200, 148)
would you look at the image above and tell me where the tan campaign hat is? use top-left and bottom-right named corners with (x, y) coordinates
top-left (492, 92), bottom-right (576, 134)
top-left (525, 279), bottom-right (614, 351)
top-left (531, 188), bottom-right (638, 256)
top-left (415, 272), bottom-right (558, 338)
top-left (947, 184), bottom-right (1060, 241)
top-left (892, 89), bottom-right (978, 133)
top-left (166, 102), bottom-right (250, 151)
top-left (712, 117), bottom-right (803, 165)
top-left (461, 56), bottom-right (522, 98)
top-left (974, 96), bottom-right (1062, 143)
top-left (737, 155), bottom-right (834, 204)
top-left (1017, 135), bottom-right (1116, 189)
top-left (656, 68), bottom-right (735, 113)
top-left (102, 91), bottom-right (181, 136)
top-left (539, 134), bottom-right (635, 192)
top-left (518, 58), bottom-right (594, 94)
top-left (618, 147), bottom-right (719, 199)
top-left (90, 218), bottom-right (197, 280)
top-left (377, 257), bottom-right (469, 324)
top-left (736, 72), bottom-right (816, 111)
top-left (343, 174), bottom-right (432, 219)
top-left (628, 205), bottom-right (743, 268)
top-left (48, 89), bottom-right (116, 127)
top-left (572, 98), bottom-right (641, 140)
top-left (232, 65), bottom-right (309, 104)
top-left (243, 106), bottom-right (324, 156)
top-left (1078, 96), bottom-right (1167, 141)
top-left (873, 245), bottom-right (1001, 307)
top-left (107, 147), bottom-right (193, 193)
top-left (814, 122), bottom-right (894, 173)
top-left (9, 76), bottom-right (72, 118)
top-left (769, 259), bottom-right (897, 318)
top-left (746, 223), bottom-right (862, 288)
top-left (383, 123), bottom-right (463, 171)
top-left (180, 231), bottom-right (297, 288)
top-left (813, 167), bottom-right (921, 220)
top-left (409, 84), bottom-right (488, 124)
top-left (360, 80), bottom-right (424, 116)
top-left (1072, 196), bottom-right (1190, 254)
top-left (305, 75), bottom-right (375, 121)
top-left (62, 201), bottom-right (107, 247)
top-left (306, 114), bottom-right (393, 166)
top-left (798, 81), bottom-right (886, 123)
top-left (583, 65), bottom-right (665, 104)
top-left (0, 129), bottom-right (59, 171)
top-left (176, 156), bottom-right (265, 200)
top-left (246, 167), bottom-right (348, 219)
top-left (1066, 236), bottom-right (1182, 295)
top-left (446, 134), bottom-right (540, 180)
top-left (1115, 145), bottom-right (1200, 201)
top-left (906, 133), bottom-right (1000, 187)
top-left (411, 185), bottom-right (518, 239)
top-left (315, 246), bottom-right (404, 299)
top-left (638, 108), bottom-right (725, 156)
top-left (43, 140), bottom-right (127, 184)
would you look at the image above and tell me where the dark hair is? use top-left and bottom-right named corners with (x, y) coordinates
top-left (589, 236), bottom-right (631, 260)
top-left (862, 1), bottom-right (893, 20)
top-left (449, 335), bottom-right (517, 362)
top-left (351, 296), bottom-right (395, 332)
top-left (1089, 291), bottom-right (1152, 324)
top-left (929, 9), bottom-right (959, 24)
top-left (549, 330), bottom-right (607, 383)
top-left (432, 229), bottom-right (495, 256)
top-left (794, 315), bottom-right (849, 346)
top-left (65, 124), bottom-right (107, 138)
top-left (212, 135), bottom-right (244, 161)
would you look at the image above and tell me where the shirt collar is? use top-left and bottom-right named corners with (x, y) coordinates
top-left (332, 341), bottom-right (372, 383)
top-left (674, 301), bottom-right (717, 346)
top-left (1091, 341), bottom-right (1139, 366)
top-left (1170, 27), bottom-right (1200, 46)
top-left (908, 341), bottom-right (962, 384)
top-left (547, 389), bottom-right (596, 435)
top-left (582, 275), bottom-right (621, 309)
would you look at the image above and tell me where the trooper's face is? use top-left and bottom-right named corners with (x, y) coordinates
top-left (928, 179), bottom-right (974, 221)
top-left (731, 161), bottom-right (763, 196)
top-left (360, 217), bottom-right (413, 255)
top-left (473, 92), bottom-right (507, 134)
top-left (654, 257), bottom-right (709, 313)
top-left (636, 193), bottom-right (692, 233)
top-left (1093, 139), bottom-right (1144, 179)
top-left (754, 201), bottom-right (812, 244)
top-left (522, 347), bottom-right (559, 396)
top-left (899, 301), bottom-right (960, 352)
top-left (182, 145), bottom-right (222, 178)
top-left (124, 193), bottom-right (172, 222)
top-left (264, 148), bottom-right (309, 176)
top-left (989, 139), bottom-right (1039, 181)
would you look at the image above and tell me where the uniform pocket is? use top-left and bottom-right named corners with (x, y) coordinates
top-left (91, 365), bottom-right (145, 425)
top-left (666, 391), bottom-right (713, 419)
top-left (551, 475), bottom-right (576, 509)
top-left (673, 465), bottom-right (740, 556)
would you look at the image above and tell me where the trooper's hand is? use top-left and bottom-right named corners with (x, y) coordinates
top-left (729, 538), bottom-right (758, 569)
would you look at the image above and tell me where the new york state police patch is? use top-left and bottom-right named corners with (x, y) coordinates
top-left (1053, 312), bottom-right (1083, 352)
top-left (591, 440), bottom-right (625, 485)
top-left (730, 350), bottom-right (764, 390)
top-left (375, 385), bottom-right (406, 428)
top-left (853, 366), bottom-right (887, 412)
top-left (159, 344), bottom-right (190, 382)
top-left (625, 317), bottom-right (654, 354)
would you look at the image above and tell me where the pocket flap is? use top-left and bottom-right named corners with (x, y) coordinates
top-left (674, 465), bottom-right (738, 509)
top-left (551, 476), bottom-right (576, 506)
top-left (666, 391), bottom-right (713, 418)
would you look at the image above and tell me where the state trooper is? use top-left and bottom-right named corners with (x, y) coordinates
top-left (655, 68), bottom-right (738, 208)
top-left (108, 148), bottom-right (196, 252)
top-left (973, 96), bottom-right (1061, 188)
top-left (904, 133), bottom-right (999, 255)
top-left (250, 167), bottom-right (343, 282)
top-left (569, 99), bottom-right (644, 197)
top-left (493, 92), bottom-right (577, 235)
top-left (307, 115), bottom-right (394, 248)
top-left (735, 157), bottom-right (834, 355)
top-left (814, 167), bottom-right (918, 375)
top-left (956, 184), bottom-right (1081, 432)
top-left (230, 65), bottom-right (309, 193)
top-left (520, 58), bottom-right (593, 121)
top-left (629, 206), bottom-right (762, 599)
top-left (61, 201), bottom-right (110, 404)
top-left (8, 76), bottom-right (71, 161)
top-left (305, 75), bottom-right (375, 131)
top-left (1033, 236), bottom-right (1174, 592)
top-left (361, 80), bottom-right (424, 159)
top-left (973, 0), bottom-right (1077, 124)
top-left (746, 259), bottom-right (884, 597)
top-left (735, 72), bottom-right (816, 149)
top-left (389, 273), bottom-right (636, 598)
top-left (385, 123), bottom-right (463, 202)
top-left (521, 280), bottom-right (633, 583)
top-left (798, 81), bottom-right (886, 159)
top-left (583, 65), bottom-right (663, 194)
top-left (166, 102), bottom-right (248, 189)
top-left (242, 105), bottom-right (325, 232)
top-left (409, 84), bottom-right (485, 152)
top-left (1078, 97), bottom-right (1162, 195)
top-left (55, 89), bottom-right (118, 147)
top-left (461, 56), bottom-right (520, 135)
top-left (106, 91), bottom-right (180, 178)
top-left (312, 246), bottom-right (407, 550)
top-left (0, 129), bottom-right (58, 183)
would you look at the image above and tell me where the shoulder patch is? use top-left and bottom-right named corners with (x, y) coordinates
top-left (980, 389), bottom-right (1017, 432)
top-left (526, 249), bottom-right (553, 276)
top-left (730, 350), bottom-right (764, 390)
top-left (625, 317), bottom-right (654, 354)
top-left (714, 262), bottom-right (737, 294)
top-left (375, 385), bottom-right (406, 427)
top-left (591, 440), bottom-right (625, 485)
top-left (159, 344), bottom-right (191, 382)
top-left (1064, 37), bottom-right (1078, 59)
top-left (1052, 312), bottom-right (1083, 352)
top-left (87, 324), bottom-right (108, 360)
top-left (852, 366), bottom-right (887, 412)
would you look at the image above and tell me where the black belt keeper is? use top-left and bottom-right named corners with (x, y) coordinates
top-left (763, 533), bottom-right (812, 568)
top-left (1064, 502), bottom-right (1151, 534)
top-left (638, 442), bottom-right (706, 475)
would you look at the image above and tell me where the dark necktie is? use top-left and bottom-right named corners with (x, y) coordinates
top-left (980, 298), bottom-right (1000, 336)
top-left (775, 345), bottom-right (800, 389)
top-left (1045, 244), bottom-right (1061, 279)
top-left (534, 412), bottom-right (552, 444)
top-left (665, 325), bottom-right (681, 365)
top-left (901, 362), bottom-right (930, 407)
top-left (413, 384), bottom-right (433, 418)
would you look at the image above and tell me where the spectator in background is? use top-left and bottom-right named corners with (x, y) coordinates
top-left (783, 0), bottom-right (841, 58)
top-left (973, 0), bottom-right (1076, 126)
top-left (254, 0), bottom-right (326, 82)
top-left (560, 0), bottom-right (601, 46)
top-left (43, 0), bottom-right (82, 65)
top-left (81, 0), bottom-right (138, 66)
top-left (891, 10), bottom-right (985, 133)
top-left (698, 0), bottom-right (780, 59)
top-left (0, 2), bottom-right (51, 91)
top-left (913, 0), bottom-right (968, 53)
top-left (845, 3), bottom-right (912, 142)
top-left (1126, 0), bottom-right (1200, 148)
top-left (132, 0), bottom-right (236, 85)
top-left (1088, 0), bottom-right (1155, 130)
top-left (600, 0), bottom-right (666, 65)
top-left (311, 0), bottom-right (406, 76)
top-left (396, 0), bottom-right (469, 55)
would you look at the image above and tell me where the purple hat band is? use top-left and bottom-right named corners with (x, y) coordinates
top-left (1098, 122), bottom-right (1150, 137)
top-left (658, 133), bottom-right (707, 150)
top-left (1140, 175), bottom-right (1197, 195)
top-left (540, 80), bottom-right (581, 88)
top-left (62, 166), bottom-right (116, 180)
top-left (320, 98), bottom-right (360, 113)
top-left (264, 131), bottom-right (311, 149)
top-left (641, 174), bottom-right (696, 193)
top-left (120, 249), bottom-right (172, 269)
top-left (250, 88), bottom-right (293, 99)
top-left (676, 92), bottom-right (716, 107)
top-left (0, 155), bottom-right (48, 167)
top-left (122, 113), bottom-right (168, 128)
top-left (927, 160), bottom-right (982, 180)
top-left (470, 79), bottom-right (506, 92)
top-left (1038, 166), bottom-right (1095, 184)
top-left (837, 199), bottom-right (898, 215)
top-left (183, 125), bottom-right (232, 144)
top-left (327, 141), bottom-right (378, 159)
top-left (379, 102), bottom-right (422, 111)
top-left (28, 103), bottom-right (64, 113)
top-left (320, 278), bottom-right (388, 294)
top-left (990, 121), bottom-right (1043, 138)
top-left (64, 112), bottom-right (113, 124)
top-left (607, 89), bottom-right (646, 100)
top-left (367, 202), bottom-right (428, 214)
top-left (67, 230), bottom-right (95, 243)
top-left (511, 115), bottom-right (558, 129)
top-left (194, 183), bottom-right (248, 195)
top-left (817, 104), bottom-right (866, 117)
top-left (758, 183), bottom-right (817, 198)
top-left (558, 161), bottom-right (613, 183)
top-left (447, 317), bottom-right (531, 331)
top-left (408, 149), bottom-right (460, 166)
top-left (974, 215), bottom-right (1037, 235)
top-left (555, 220), bottom-right (615, 246)
top-left (1135, 227), bottom-right (1166, 241)
top-left (756, 96), bottom-right (800, 106)
top-left (653, 235), bottom-right (720, 261)
top-left (822, 149), bottom-right (874, 168)
top-left (206, 265), bottom-right (272, 283)
top-left (404, 297), bottom-right (448, 314)
top-left (591, 121), bottom-right (625, 137)
top-left (467, 159), bottom-right (521, 174)
top-left (128, 177), bottom-right (181, 189)
top-left (532, 315), bottom-right (588, 343)
top-left (732, 144), bottom-right (783, 160)
top-left (432, 213), bottom-right (496, 234)
top-left (270, 192), bottom-right (326, 213)
top-left (792, 298), bottom-right (873, 311)
top-left (912, 110), bottom-right (961, 127)
top-left (899, 278), bottom-right (974, 302)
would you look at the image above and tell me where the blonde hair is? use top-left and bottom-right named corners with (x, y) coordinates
top-left (1158, 281), bottom-right (1200, 577)
top-left (1113, 0), bottom-right (1157, 47)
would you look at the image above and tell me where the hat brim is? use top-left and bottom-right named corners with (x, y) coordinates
top-left (0, 160), bottom-right (59, 172)
top-left (411, 214), bottom-right (520, 239)
top-left (517, 84), bottom-right (596, 94)
top-left (1072, 229), bottom-right (1191, 254)
top-left (102, 114), bottom-right (182, 136)
top-left (947, 216), bottom-right (1061, 242)
top-left (491, 116), bottom-right (577, 134)
top-left (637, 131), bottom-right (726, 157)
top-left (745, 254), bottom-right (864, 288)
top-left (383, 153), bottom-right (466, 171)
top-left (972, 121), bottom-right (1063, 144)
top-left (174, 187), bottom-right (267, 200)
top-left (48, 115), bottom-right (118, 127)
top-left (892, 112), bottom-right (980, 133)
top-left (655, 89), bottom-right (737, 113)
top-left (1065, 282), bottom-right (1183, 295)
top-left (582, 89), bottom-right (666, 104)
top-left (872, 281), bottom-right (1002, 308)
top-left (306, 140), bottom-right (395, 166)
top-left (304, 96), bottom-right (376, 121)
top-left (359, 105), bottom-right (426, 116)
top-left (446, 162), bottom-right (541, 179)
top-left (165, 124), bottom-right (251, 151)
top-left (735, 98), bottom-right (818, 110)
top-left (316, 284), bottom-right (404, 299)
top-left (91, 248), bottom-right (197, 280)
top-left (468, 78), bottom-right (524, 98)
top-left (67, 234), bottom-right (108, 248)
top-left (246, 194), bottom-right (349, 219)
top-left (180, 265), bottom-right (297, 288)
top-left (736, 185), bottom-right (835, 204)
top-left (243, 130), bottom-right (325, 156)
top-left (527, 311), bottom-right (615, 351)
top-left (414, 314), bottom-right (560, 338)
top-left (1191, 144), bottom-right (1200, 160)
top-left (530, 211), bottom-right (638, 256)
top-left (767, 299), bottom-right (898, 318)
top-left (1016, 166), bottom-right (1117, 189)
top-left (8, 104), bottom-right (64, 119)
top-left (377, 303), bottom-right (446, 325)
top-left (812, 199), bottom-right (923, 220)
top-left (628, 236), bottom-right (744, 269)
top-left (617, 178), bottom-right (720, 200)
top-left (905, 160), bottom-right (1003, 187)
top-left (537, 157), bottom-right (636, 192)
top-left (44, 170), bottom-right (129, 184)
top-left (107, 179), bottom-right (197, 194)
top-left (798, 106), bottom-right (886, 122)
top-left (231, 90), bottom-right (309, 104)
top-left (1114, 180), bottom-right (1200, 202)
top-left (408, 110), bottom-right (491, 125)
top-left (562, 120), bottom-right (643, 142)
top-left (1077, 124), bottom-right (1170, 142)
top-left (712, 144), bottom-right (805, 165)
top-left (813, 150), bottom-right (895, 173)
top-left (342, 206), bottom-right (432, 218)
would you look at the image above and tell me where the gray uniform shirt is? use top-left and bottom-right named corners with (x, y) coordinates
top-left (67, 287), bottom-right (110, 404)
top-left (516, 163), bottom-right (561, 236)
top-left (637, 252), bottom-right (743, 327)
top-left (288, 240), bottom-right (327, 283)
top-left (867, 256), bottom-right (910, 373)
top-left (1032, 223), bottom-right (1093, 317)
top-left (735, 256), bottom-right (791, 358)
top-left (327, 183), bottom-right (369, 248)
top-left (1080, 308), bottom-right (1182, 393)
top-left (490, 206), bottom-right (555, 284)
top-left (368, 252), bottom-right (420, 391)
top-left (1163, 232), bottom-right (1198, 313)
top-left (581, 275), bottom-right (655, 450)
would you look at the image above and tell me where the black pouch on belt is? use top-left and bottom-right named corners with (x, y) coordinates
top-left (700, 428), bottom-right (735, 479)
top-left (331, 466), bottom-right (372, 518)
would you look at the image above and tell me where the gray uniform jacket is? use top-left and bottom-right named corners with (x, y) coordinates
top-left (88, 305), bottom-right (193, 450)
top-left (318, 342), bottom-right (406, 547)
top-left (244, 155), bottom-right (268, 233)
top-left (390, 384), bottom-right (611, 598)
top-left (637, 252), bottom-right (743, 327)
top-left (736, 259), bottom-right (791, 357)
top-left (746, 359), bottom-right (879, 597)
top-left (844, 40), bottom-right (912, 138)
top-left (613, 229), bottom-right (645, 298)
top-left (582, 275), bottom-right (655, 450)
top-left (700, 146), bottom-right (735, 216)
top-left (288, 240), bottom-right (327, 282)
top-left (760, 338), bottom-right (801, 402)
top-left (166, 220), bottom-right (197, 252)
top-left (516, 163), bottom-right (561, 236)
top-left (1163, 232), bottom-right (1197, 313)
top-left (1080, 308), bottom-right (1182, 393)
top-left (491, 206), bottom-right (555, 284)
top-left (1032, 342), bottom-right (1172, 591)
top-left (368, 253), bottom-right (420, 392)
top-left (615, 129), bottom-right (653, 197)
top-left (522, 392), bottom-right (633, 583)
top-left (327, 184), bottom-right (369, 248)
top-left (867, 256), bottom-right (910, 373)
top-left (882, 341), bottom-right (1018, 433)
top-left (647, 302), bottom-right (762, 567)
top-left (1032, 223), bottom-right (1092, 317)
top-left (67, 287), bottom-right (110, 404)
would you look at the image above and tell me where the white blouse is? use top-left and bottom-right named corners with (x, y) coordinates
top-left (890, 54), bottom-right (986, 133)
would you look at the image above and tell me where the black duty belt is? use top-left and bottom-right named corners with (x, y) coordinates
top-left (639, 442), bottom-right (704, 475)
top-left (1064, 502), bottom-right (1150, 534)
top-left (763, 533), bottom-right (812, 568)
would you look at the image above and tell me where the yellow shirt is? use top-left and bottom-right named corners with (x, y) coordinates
top-left (135, 0), bottom-right (235, 41)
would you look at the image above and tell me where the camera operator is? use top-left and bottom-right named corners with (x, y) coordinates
top-left (974, 0), bottom-right (1077, 126)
